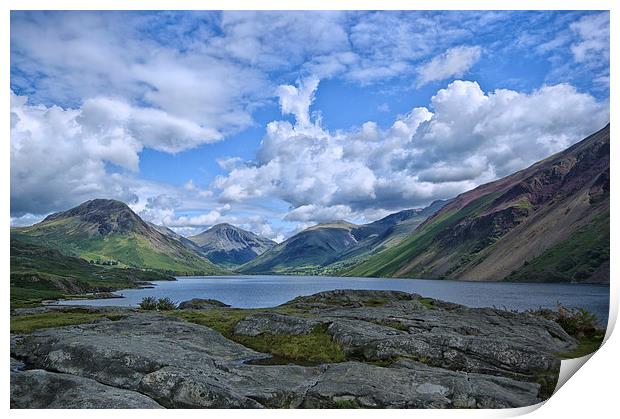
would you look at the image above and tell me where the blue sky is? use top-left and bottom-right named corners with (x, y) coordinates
top-left (10, 11), bottom-right (610, 240)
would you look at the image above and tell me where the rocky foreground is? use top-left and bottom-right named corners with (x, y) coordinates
top-left (10, 290), bottom-right (577, 409)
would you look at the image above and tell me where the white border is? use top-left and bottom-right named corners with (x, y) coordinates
top-left (2, 1), bottom-right (617, 418)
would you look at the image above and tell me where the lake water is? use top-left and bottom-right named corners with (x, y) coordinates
top-left (57, 275), bottom-right (610, 325)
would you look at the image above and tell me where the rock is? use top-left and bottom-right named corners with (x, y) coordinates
top-left (178, 298), bottom-right (230, 310)
top-left (285, 289), bottom-right (415, 310)
top-left (234, 312), bottom-right (324, 336)
top-left (302, 361), bottom-right (541, 408)
top-left (10, 290), bottom-right (574, 408)
top-left (11, 369), bottom-right (163, 408)
top-left (11, 357), bottom-right (25, 372)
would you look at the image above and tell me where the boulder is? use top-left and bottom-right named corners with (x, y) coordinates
top-left (178, 298), bottom-right (231, 310)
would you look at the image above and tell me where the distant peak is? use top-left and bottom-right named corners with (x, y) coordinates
top-left (41, 198), bottom-right (139, 227)
top-left (308, 220), bottom-right (357, 231)
top-left (211, 223), bottom-right (234, 229)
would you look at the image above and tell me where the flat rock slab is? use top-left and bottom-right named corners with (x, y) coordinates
top-left (11, 369), bottom-right (163, 408)
top-left (303, 361), bottom-right (540, 408)
top-left (11, 290), bottom-right (572, 408)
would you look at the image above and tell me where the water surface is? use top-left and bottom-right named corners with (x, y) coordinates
top-left (57, 275), bottom-right (609, 325)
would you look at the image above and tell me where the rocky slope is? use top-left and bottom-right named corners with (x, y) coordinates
top-left (189, 223), bottom-right (276, 268)
top-left (347, 124), bottom-right (610, 283)
top-left (148, 222), bottom-right (204, 255)
top-left (11, 199), bottom-right (226, 275)
top-left (10, 290), bottom-right (576, 408)
top-left (240, 201), bottom-right (447, 275)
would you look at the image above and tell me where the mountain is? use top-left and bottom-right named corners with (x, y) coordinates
top-left (11, 199), bottom-right (227, 275)
top-left (239, 201), bottom-right (448, 275)
top-left (188, 223), bottom-right (276, 268)
top-left (10, 237), bottom-right (174, 307)
top-left (147, 222), bottom-right (204, 254)
top-left (346, 124), bottom-right (610, 283)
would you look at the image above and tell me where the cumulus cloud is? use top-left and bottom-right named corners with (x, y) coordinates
top-left (275, 76), bottom-right (320, 126)
top-left (417, 46), bottom-right (482, 87)
top-left (284, 204), bottom-right (354, 223)
top-left (212, 78), bottom-right (608, 225)
top-left (10, 91), bottom-right (221, 215)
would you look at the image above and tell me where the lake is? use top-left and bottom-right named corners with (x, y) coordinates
top-left (57, 275), bottom-right (610, 325)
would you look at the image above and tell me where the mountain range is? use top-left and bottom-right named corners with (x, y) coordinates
top-left (11, 199), bottom-right (226, 275)
top-left (239, 200), bottom-right (448, 275)
top-left (347, 124), bottom-right (610, 283)
top-left (11, 124), bottom-right (610, 291)
top-left (188, 223), bottom-right (276, 268)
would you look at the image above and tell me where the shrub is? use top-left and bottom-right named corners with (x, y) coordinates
top-left (530, 304), bottom-right (598, 339)
top-left (156, 297), bottom-right (178, 311)
top-left (139, 296), bottom-right (158, 310)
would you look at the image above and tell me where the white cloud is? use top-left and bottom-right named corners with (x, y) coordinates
top-left (417, 46), bottom-right (482, 87)
top-left (275, 76), bottom-right (320, 127)
top-left (10, 91), bottom-right (225, 216)
top-left (212, 78), bottom-right (608, 225)
top-left (284, 204), bottom-right (353, 223)
top-left (570, 12), bottom-right (609, 63)
top-left (11, 12), bottom-right (271, 138)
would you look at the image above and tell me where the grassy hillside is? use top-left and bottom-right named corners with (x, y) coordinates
top-left (346, 124), bottom-right (610, 283)
top-left (240, 202), bottom-right (448, 276)
top-left (11, 238), bottom-right (175, 307)
top-left (12, 199), bottom-right (228, 275)
top-left (506, 211), bottom-right (609, 283)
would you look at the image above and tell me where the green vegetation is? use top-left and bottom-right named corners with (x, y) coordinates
top-left (10, 309), bottom-right (125, 333)
top-left (373, 320), bottom-right (409, 331)
top-left (11, 199), bottom-right (227, 276)
top-left (236, 325), bottom-right (346, 364)
top-left (10, 238), bottom-right (174, 308)
top-left (139, 296), bottom-right (178, 311)
top-left (530, 304), bottom-right (605, 359)
top-left (168, 309), bottom-right (345, 364)
top-left (346, 192), bottom-right (501, 278)
top-left (170, 308), bottom-right (255, 336)
top-left (13, 229), bottom-right (224, 275)
top-left (507, 212), bottom-right (609, 282)
top-left (556, 333), bottom-right (605, 359)
top-left (418, 297), bottom-right (437, 309)
top-left (332, 398), bottom-right (360, 409)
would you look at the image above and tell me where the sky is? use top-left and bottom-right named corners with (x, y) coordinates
top-left (10, 10), bottom-right (610, 241)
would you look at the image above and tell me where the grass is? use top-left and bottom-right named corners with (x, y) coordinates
top-left (236, 325), bottom-right (346, 364)
top-left (535, 371), bottom-right (560, 400)
top-left (529, 304), bottom-right (605, 359)
top-left (169, 308), bottom-right (255, 336)
top-left (418, 297), bottom-right (437, 309)
top-left (507, 211), bottom-right (609, 282)
top-left (373, 320), bottom-right (409, 331)
top-left (346, 192), bottom-right (501, 278)
top-left (333, 398), bottom-right (360, 408)
top-left (168, 309), bottom-right (345, 364)
top-left (13, 219), bottom-right (227, 276)
top-left (10, 310), bottom-right (125, 333)
top-left (10, 237), bottom-right (176, 308)
top-left (556, 332), bottom-right (605, 359)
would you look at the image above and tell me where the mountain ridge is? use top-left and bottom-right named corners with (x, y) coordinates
top-left (188, 223), bottom-right (276, 268)
top-left (346, 124), bottom-right (610, 283)
top-left (239, 201), bottom-right (449, 275)
top-left (12, 199), bottom-right (227, 275)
